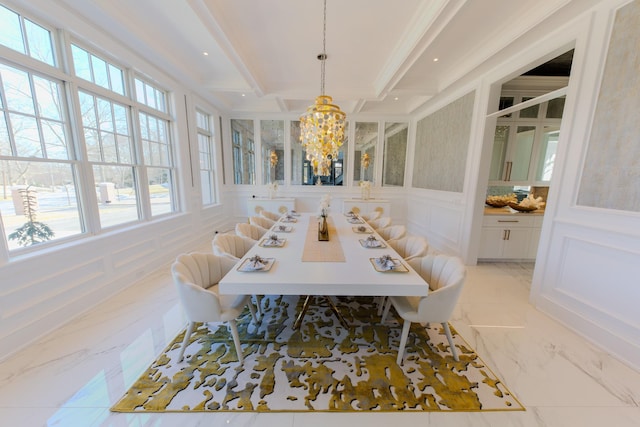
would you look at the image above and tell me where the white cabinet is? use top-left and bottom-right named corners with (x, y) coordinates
top-left (478, 214), bottom-right (542, 260)
top-left (247, 197), bottom-right (295, 216)
top-left (342, 199), bottom-right (391, 217)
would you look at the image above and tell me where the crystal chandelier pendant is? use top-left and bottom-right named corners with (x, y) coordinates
top-left (299, 0), bottom-right (346, 177)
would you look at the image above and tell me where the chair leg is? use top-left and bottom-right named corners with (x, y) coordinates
top-left (178, 321), bottom-right (195, 362)
top-left (376, 296), bottom-right (387, 316)
top-left (253, 295), bottom-right (263, 319)
top-left (380, 298), bottom-right (392, 323)
top-left (228, 319), bottom-right (244, 364)
top-left (396, 319), bottom-right (412, 365)
top-left (442, 322), bottom-right (458, 361)
top-left (247, 301), bottom-right (258, 324)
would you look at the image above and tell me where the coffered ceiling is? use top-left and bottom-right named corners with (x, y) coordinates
top-left (39, 0), bottom-right (598, 115)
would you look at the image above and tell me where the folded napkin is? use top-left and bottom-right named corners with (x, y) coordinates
top-left (365, 236), bottom-right (382, 248)
top-left (263, 235), bottom-right (283, 246)
top-left (376, 255), bottom-right (397, 270)
top-left (244, 255), bottom-right (267, 271)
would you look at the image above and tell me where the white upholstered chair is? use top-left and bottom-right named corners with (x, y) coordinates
top-left (212, 233), bottom-right (263, 317)
top-left (367, 216), bottom-right (392, 231)
top-left (212, 233), bottom-right (256, 260)
top-left (171, 252), bottom-right (257, 363)
top-left (235, 222), bottom-right (268, 241)
top-left (360, 210), bottom-right (382, 221)
top-left (387, 235), bottom-right (428, 261)
top-left (377, 225), bottom-right (407, 241)
top-left (249, 216), bottom-right (275, 230)
top-left (259, 209), bottom-right (281, 222)
top-left (381, 254), bottom-right (466, 365)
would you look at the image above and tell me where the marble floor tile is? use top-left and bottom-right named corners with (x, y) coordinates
top-left (0, 261), bottom-right (639, 427)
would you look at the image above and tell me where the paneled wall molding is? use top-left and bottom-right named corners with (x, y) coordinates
top-left (0, 213), bottom-right (218, 361)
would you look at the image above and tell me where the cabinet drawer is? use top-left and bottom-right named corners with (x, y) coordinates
top-left (482, 215), bottom-right (537, 227)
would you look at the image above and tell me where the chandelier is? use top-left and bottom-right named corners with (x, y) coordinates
top-left (299, 0), bottom-right (346, 177)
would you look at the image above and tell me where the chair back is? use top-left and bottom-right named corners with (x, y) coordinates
top-left (368, 216), bottom-right (391, 231)
top-left (408, 254), bottom-right (466, 323)
top-left (212, 233), bottom-right (255, 260)
top-left (388, 235), bottom-right (428, 260)
top-left (360, 210), bottom-right (382, 221)
top-left (249, 216), bottom-right (275, 229)
top-left (377, 225), bottom-right (407, 241)
top-left (260, 210), bottom-right (281, 221)
top-left (235, 222), bottom-right (267, 241)
top-left (171, 253), bottom-right (236, 322)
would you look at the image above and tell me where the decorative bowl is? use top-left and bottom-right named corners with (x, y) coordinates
top-left (485, 200), bottom-right (510, 208)
top-left (508, 202), bottom-right (538, 212)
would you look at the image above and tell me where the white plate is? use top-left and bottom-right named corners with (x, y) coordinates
top-left (274, 225), bottom-right (292, 233)
top-left (347, 218), bottom-right (364, 224)
top-left (237, 257), bottom-right (275, 272)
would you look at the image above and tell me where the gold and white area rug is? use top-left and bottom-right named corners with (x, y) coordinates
top-left (111, 296), bottom-right (524, 413)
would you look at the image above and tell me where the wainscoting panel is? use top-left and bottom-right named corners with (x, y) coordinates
top-left (406, 192), bottom-right (465, 256)
top-left (533, 220), bottom-right (640, 370)
top-left (0, 212), bottom-right (216, 361)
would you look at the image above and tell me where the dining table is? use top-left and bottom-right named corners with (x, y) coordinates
top-left (218, 211), bottom-right (429, 328)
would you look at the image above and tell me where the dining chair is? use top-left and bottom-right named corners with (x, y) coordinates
top-left (260, 209), bottom-right (281, 222)
top-left (212, 233), bottom-right (256, 260)
top-left (367, 216), bottom-right (392, 231)
top-left (360, 210), bottom-right (382, 221)
top-left (171, 252), bottom-right (258, 363)
top-left (249, 216), bottom-right (275, 229)
top-left (235, 222), bottom-right (268, 241)
top-left (381, 254), bottom-right (466, 365)
top-left (212, 233), bottom-right (264, 317)
top-left (377, 225), bottom-right (407, 241)
top-left (387, 235), bottom-right (428, 261)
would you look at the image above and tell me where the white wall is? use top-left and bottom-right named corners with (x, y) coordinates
top-left (407, 0), bottom-right (640, 371)
top-left (530, 0), bottom-right (640, 371)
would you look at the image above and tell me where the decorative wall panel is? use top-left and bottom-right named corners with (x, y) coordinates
top-left (412, 91), bottom-right (475, 192)
top-left (577, 0), bottom-right (640, 211)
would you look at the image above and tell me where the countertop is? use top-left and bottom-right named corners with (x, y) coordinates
top-left (484, 206), bottom-right (545, 215)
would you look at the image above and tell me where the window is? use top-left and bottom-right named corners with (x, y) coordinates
top-left (78, 90), bottom-right (139, 228)
top-left (0, 63), bottom-right (83, 250)
top-left (0, 5), bottom-right (55, 66)
top-left (196, 109), bottom-right (217, 205)
top-left (291, 120), bottom-right (348, 186)
top-left (71, 45), bottom-right (124, 96)
top-left (0, 7), bottom-right (183, 255)
top-left (261, 120), bottom-right (284, 185)
top-left (139, 110), bottom-right (174, 216)
top-left (232, 129), bottom-right (242, 184)
top-left (230, 119), bottom-right (255, 185)
top-left (354, 122), bottom-right (377, 184)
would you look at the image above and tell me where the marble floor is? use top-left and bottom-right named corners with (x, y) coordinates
top-left (1, 260), bottom-right (639, 427)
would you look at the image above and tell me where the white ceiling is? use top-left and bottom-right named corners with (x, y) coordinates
top-left (49, 0), bottom-right (595, 116)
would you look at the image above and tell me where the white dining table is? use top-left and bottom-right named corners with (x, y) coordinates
top-left (218, 212), bottom-right (429, 298)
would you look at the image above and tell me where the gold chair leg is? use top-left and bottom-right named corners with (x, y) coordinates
top-left (293, 295), bottom-right (313, 330)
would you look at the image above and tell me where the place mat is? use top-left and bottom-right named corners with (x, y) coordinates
top-left (301, 216), bottom-right (346, 262)
top-left (111, 295), bottom-right (525, 413)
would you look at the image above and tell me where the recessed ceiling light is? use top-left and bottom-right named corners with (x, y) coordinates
top-left (433, 57), bottom-right (439, 62)
top-left (241, 93), bottom-right (246, 97)
top-left (394, 97), bottom-right (399, 101)
top-left (203, 51), bottom-right (209, 56)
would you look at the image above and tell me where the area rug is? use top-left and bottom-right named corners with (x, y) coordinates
top-left (111, 295), bottom-right (524, 412)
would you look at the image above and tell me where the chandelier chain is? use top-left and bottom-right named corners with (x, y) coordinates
top-left (321, 0), bottom-right (326, 95)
